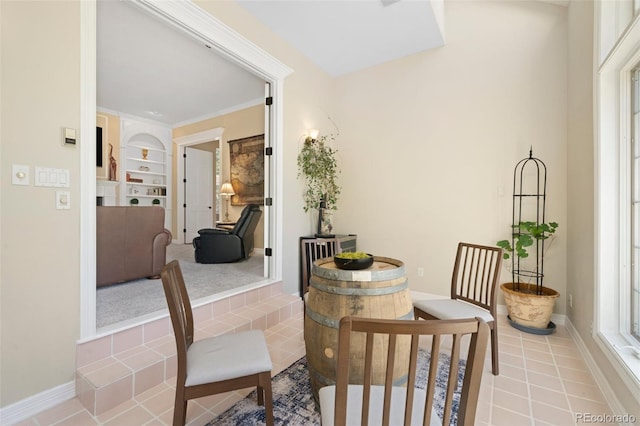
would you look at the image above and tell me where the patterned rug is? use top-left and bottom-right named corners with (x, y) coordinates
top-left (207, 348), bottom-right (466, 426)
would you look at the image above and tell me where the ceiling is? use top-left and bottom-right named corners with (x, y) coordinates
top-left (97, 0), bottom-right (445, 126)
top-left (97, 0), bottom-right (266, 126)
top-left (237, 0), bottom-right (445, 77)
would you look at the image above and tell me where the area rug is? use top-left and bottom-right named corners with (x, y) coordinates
top-left (207, 349), bottom-right (466, 426)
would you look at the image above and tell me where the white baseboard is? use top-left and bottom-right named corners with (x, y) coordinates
top-left (0, 381), bottom-right (75, 425)
top-left (565, 319), bottom-right (627, 419)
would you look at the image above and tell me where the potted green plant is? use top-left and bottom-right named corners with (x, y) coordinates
top-left (130, 198), bottom-right (139, 205)
top-left (297, 133), bottom-right (341, 237)
top-left (497, 150), bottom-right (560, 334)
top-left (497, 220), bottom-right (560, 332)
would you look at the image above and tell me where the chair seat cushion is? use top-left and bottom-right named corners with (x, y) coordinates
top-left (413, 299), bottom-right (494, 323)
top-left (185, 330), bottom-right (272, 387)
top-left (319, 384), bottom-right (441, 426)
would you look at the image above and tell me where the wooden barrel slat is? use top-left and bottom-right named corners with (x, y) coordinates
top-left (304, 256), bottom-right (413, 403)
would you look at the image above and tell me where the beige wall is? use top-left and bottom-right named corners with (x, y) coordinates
top-left (1, 1), bottom-right (81, 405)
top-left (331, 1), bottom-right (568, 309)
top-left (173, 104), bottom-right (265, 247)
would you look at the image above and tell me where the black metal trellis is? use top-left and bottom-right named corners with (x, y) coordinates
top-left (510, 148), bottom-right (547, 294)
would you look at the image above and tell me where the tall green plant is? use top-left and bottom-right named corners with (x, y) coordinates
top-left (297, 134), bottom-right (341, 212)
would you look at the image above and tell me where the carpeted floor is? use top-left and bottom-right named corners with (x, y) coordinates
top-left (208, 349), bottom-right (466, 426)
top-left (96, 243), bottom-right (265, 328)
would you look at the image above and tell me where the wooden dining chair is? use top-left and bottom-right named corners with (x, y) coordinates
top-left (413, 242), bottom-right (503, 375)
top-left (160, 260), bottom-right (274, 426)
top-left (318, 316), bottom-right (489, 426)
top-left (300, 237), bottom-right (341, 296)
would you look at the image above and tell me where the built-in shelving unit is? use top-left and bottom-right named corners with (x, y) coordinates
top-left (125, 144), bottom-right (167, 206)
top-left (119, 117), bottom-right (172, 229)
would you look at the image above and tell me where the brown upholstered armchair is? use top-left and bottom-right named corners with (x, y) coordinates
top-left (96, 206), bottom-right (172, 287)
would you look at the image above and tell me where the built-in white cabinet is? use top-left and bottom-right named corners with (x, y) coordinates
top-left (119, 117), bottom-right (172, 229)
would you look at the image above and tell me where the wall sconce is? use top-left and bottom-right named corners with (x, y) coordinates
top-left (220, 181), bottom-right (235, 222)
top-left (305, 129), bottom-right (320, 144)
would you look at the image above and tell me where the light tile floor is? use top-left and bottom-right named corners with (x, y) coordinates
top-left (15, 312), bottom-right (612, 426)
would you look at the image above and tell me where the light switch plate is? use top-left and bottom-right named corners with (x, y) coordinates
top-left (56, 191), bottom-right (70, 210)
top-left (12, 165), bottom-right (29, 185)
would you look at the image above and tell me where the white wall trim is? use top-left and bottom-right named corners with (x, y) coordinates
top-left (174, 127), bottom-right (225, 243)
top-left (0, 381), bottom-right (75, 425)
top-left (174, 128), bottom-right (224, 147)
top-left (565, 319), bottom-right (628, 417)
top-left (79, 0), bottom-right (97, 339)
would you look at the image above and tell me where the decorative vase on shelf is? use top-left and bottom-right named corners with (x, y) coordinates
top-left (141, 148), bottom-right (149, 160)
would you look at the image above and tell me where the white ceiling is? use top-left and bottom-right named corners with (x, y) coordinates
top-left (97, 0), bottom-right (266, 126)
top-left (97, 0), bottom-right (445, 126)
top-left (237, 0), bottom-right (445, 77)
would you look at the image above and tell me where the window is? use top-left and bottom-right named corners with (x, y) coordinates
top-left (633, 68), bottom-right (640, 342)
top-left (596, 10), bottom-right (640, 387)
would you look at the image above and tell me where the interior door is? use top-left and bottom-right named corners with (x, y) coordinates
top-left (185, 146), bottom-right (214, 242)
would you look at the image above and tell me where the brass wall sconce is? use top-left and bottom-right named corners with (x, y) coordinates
top-left (305, 129), bottom-right (320, 144)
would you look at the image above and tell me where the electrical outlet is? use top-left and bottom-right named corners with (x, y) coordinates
top-left (417, 267), bottom-right (424, 277)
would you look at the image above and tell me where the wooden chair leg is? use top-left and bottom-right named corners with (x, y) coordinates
top-left (261, 372), bottom-right (274, 426)
top-left (172, 397), bottom-right (187, 426)
top-left (257, 385), bottom-right (264, 406)
top-left (491, 324), bottom-right (499, 375)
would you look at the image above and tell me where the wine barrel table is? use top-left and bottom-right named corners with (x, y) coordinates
top-left (304, 256), bottom-right (413, 403)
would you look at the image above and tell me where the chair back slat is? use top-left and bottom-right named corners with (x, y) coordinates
top-left (451, 243), bottom-right (502, 315)
top-left (301, 238), bottom-right (340, 295)
top-left (382, 333), bottom-right (397, 426)
top-left (332, 316), bottom-right (489, 426)
top-left (441, 334), bottom-right (462, 426)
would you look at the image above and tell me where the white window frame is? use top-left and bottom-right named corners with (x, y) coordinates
top-left (596, 11), bottom-right (640, 397)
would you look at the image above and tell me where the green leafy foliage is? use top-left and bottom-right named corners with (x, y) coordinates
top-left (496, 221), bottom-right (559, 260)
top-left (297, 134), bottom-right (341, 212)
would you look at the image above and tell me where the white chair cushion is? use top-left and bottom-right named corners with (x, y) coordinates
top-left (185, 330), bottom-right (272, 387)
top-left (319, 384), bottom-right (442, 426)
top-left (413, 299), bottom-right (494, 323)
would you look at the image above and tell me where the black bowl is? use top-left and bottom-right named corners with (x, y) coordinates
top-left (334, 254), bottom-right (374, 270)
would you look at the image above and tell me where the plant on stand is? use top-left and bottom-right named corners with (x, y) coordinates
top-left (297, 133), bottom-right (341, 237)
top-left (497, 149), bottom-right (560, 334)
top-left (497, 220), bottom-right (559, 294)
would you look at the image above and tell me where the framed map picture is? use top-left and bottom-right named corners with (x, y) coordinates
top-left (228, 134), bottom-right (265, 205)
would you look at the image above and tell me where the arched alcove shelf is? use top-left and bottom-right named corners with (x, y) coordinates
top-left (119, 117), bottom-right (173, 228)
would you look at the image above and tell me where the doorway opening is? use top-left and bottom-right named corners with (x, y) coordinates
top-left (81, 0), bottom-right (291, 338)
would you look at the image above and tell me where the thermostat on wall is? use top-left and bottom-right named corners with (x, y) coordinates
top-left (63, 127), bottom-right (76, 145)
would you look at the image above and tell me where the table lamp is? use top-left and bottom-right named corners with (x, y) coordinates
top-left (220, 181), bottom-right (235, 222)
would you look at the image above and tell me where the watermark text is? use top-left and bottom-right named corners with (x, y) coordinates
top-left (576, 413), bottom-right (637, 424)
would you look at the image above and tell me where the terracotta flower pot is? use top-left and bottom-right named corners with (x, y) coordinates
top-left (501, 282), bottom-right (559, 329)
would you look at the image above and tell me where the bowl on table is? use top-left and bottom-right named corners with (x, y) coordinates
top-left (334, 252), bottom-right (374, 270)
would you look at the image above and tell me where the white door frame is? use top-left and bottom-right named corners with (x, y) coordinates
top-left (175, 128), bottom-right (224, 244)
top-left (80, 0), bottom-right (292, 338)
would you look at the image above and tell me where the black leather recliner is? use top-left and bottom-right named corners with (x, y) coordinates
top-left (193, 204), bottom-right (262, 264)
